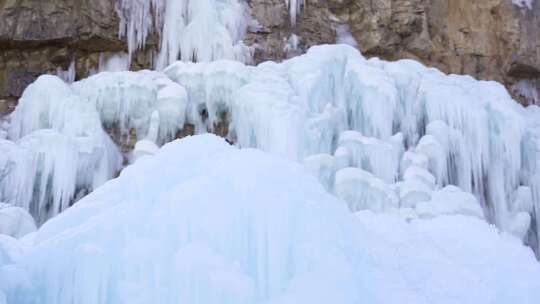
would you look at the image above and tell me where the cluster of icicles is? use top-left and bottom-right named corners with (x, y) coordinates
top-left (115, 0), bottom-right (252, 69)
top-left (114, 0), bottom-right (305, 70)
top-left (1, 45), bottom-right (539, 254)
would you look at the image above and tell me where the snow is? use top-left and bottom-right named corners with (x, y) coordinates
top-left (0, 204), bottom-right (36, 238)
top-left (303, 153), bottom-right (335, 191)
top-left (1, 135), bottom-right (540, 304)
top-left (334, 167), bottom-right (398, 212)
top-left (398, 179), bottom-right (432, 208)
top-left (415, 186), bottom-right (484, 219)
top-left (403, 165), bottom-right (436, 190)
top-left (338, 130), bottom-right (401, 183)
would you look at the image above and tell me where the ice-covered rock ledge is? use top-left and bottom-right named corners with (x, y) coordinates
top-left (1, 134), bottom-right (539, 304)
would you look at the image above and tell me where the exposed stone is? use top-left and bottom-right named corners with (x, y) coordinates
top-left (0, 0), bottom-right (156, 108)
top-left (245, 0), bottom-right (337, 62)
top-left (0, 0), bottom-right (538, 107)
top-left (339, 0), bottom-right (540, 102)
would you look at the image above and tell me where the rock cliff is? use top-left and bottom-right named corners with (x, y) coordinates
top-left (0, 0), bottom-right (538, 114)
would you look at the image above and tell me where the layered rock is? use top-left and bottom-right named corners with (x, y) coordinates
top-left (0, 0), bottom-right (155, 114)
top-left (0, 0), bottom-right (539, 113)
top-left (339, 0), bottom-right (540, 105)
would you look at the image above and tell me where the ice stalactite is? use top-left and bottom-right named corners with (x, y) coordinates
top-left (132, 111), bottom-right (161, 161)
top-left (55, 61), bottom-right (76, 84)
top-left (512, 79), bottom-right (539, 105)
top-left (98, 52), bottom-right (131, 73)
top-left (115, 0), bottom-right (164, 61)
top-left (115, 0), bottom-right (252, 70)
top-left (3, 44), bottom-right (540, 256)
top-left (4, 76), bottom-right (123, 224)
top-left (73, 70), bottom-right (188, 146)
top-left (284, 0), bottom-right (305, 25)
top-left (163, 45), bottom-right (540, 254)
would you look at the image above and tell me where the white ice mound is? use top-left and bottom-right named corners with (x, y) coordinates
top-left (0, 204), bottom-right (36, 238)
top-left (415, 185), bottom-right (485, 219)
top-left (2, 135), bottom-right (539, 304)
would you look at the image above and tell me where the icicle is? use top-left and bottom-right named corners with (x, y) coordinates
top-left (98, 52), bottom-right (131, 72)
top-left (512, 79), bottom-right (539, 105)
top-left (5, 44), bottom-right (540, 254)
top-left (303, 154), bottom-right (335, 191)
top-left (132, 111), bottom-right (160, 162)
top-left (284, 0), bottom-right (305, 25)
top-left (6, 75), bottom-right (122, 224)
top-left (116, 0), bottom-right (252, 70)
top-left (55, 60), bottom-right (76, 83)
top-left (115, 0), bottom-right (163, 62)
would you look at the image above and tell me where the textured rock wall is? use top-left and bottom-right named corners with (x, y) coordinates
top-left (0, 0), bottom-right (156, 114)
top-left (0, 0), bottom-right (539, 114)
top-left (340, 0), bottom-right (540, 105)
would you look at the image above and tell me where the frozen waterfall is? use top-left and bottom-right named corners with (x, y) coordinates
top-left (1, 44), bottom-right (539, 256)
top-left (115, 0), bottom-right (252, 69)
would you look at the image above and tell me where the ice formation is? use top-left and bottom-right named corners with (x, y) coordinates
top-left (2, 44), bottom-right (540, 256)
top-left (115, 0), bottom-right (252, 69)
top-left (335, 24), bottom-right (358, 47)
top-left (1, 135), bottom-right (539, 304)
top-left (285, 0), bottom-right (305, 25)
top-left (55, 61), bottom-right (76, 84)
top-left (513, 79), bottom-right (539, 105)
top-left (3, 76), bottom-right (122, 224)
top-left (0, 204), bottom-right (36, 238)
top-left (512, 0), bottom-right (534, 9)
top-left (98, 52), bottom-right (131, 73)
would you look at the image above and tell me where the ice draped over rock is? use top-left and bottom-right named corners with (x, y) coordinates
top-left (4, 76), bottom-right (122, 224)
top-left (285, 0), bottom-right (305, 25)
top-left (1, 44), bottom-right (540, 254)
top-left (115, 0), bottom-right (252, 69)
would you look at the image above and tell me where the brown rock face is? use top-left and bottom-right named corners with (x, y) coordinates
top-left (245, 0), bottom-right (337, 62)
top-left (0, 0), bottom-right (120, 103)
top-left (0, 0), bottom-right (156, 113)
top-left (338, 0), bottom-right (540, 104)
top-left (0, 0), bottom-right (538, 113)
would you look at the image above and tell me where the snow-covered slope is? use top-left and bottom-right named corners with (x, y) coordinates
top-left (1, 135), bottom-right (539, 304)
